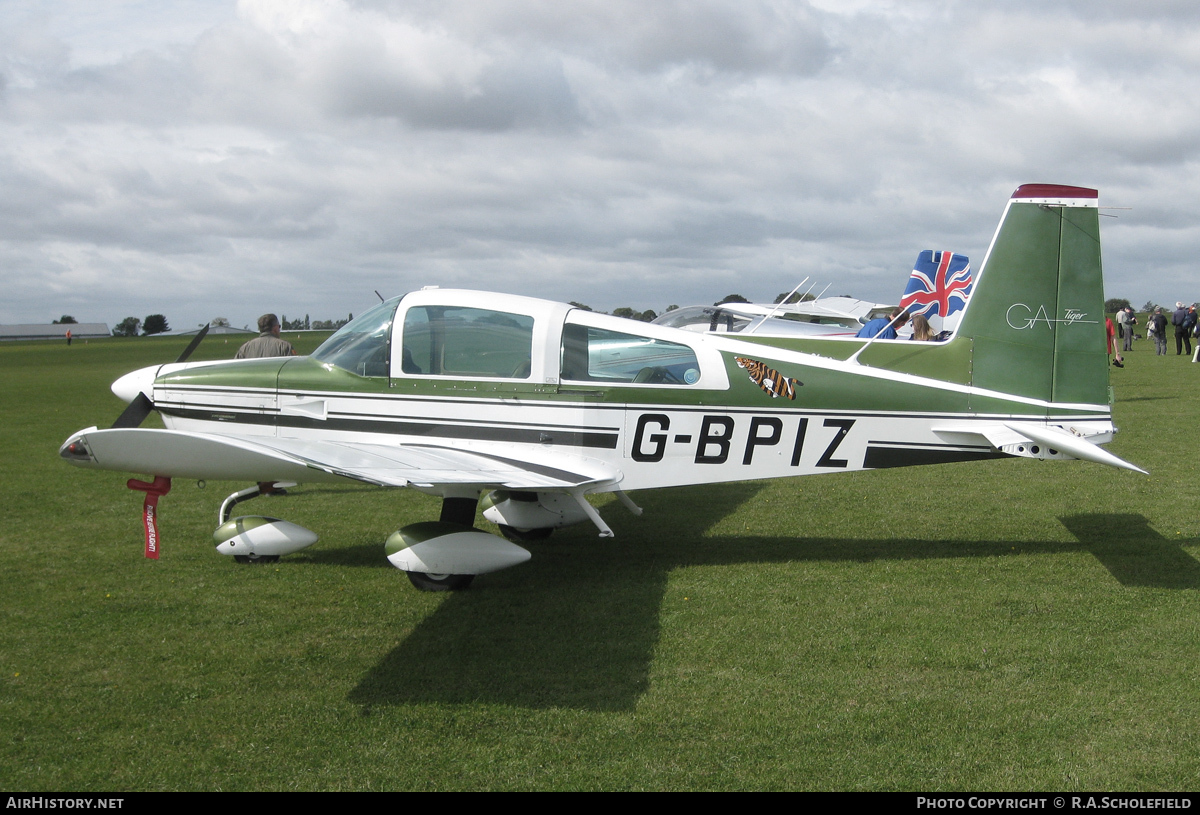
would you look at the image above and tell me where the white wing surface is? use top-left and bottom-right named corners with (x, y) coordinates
top-left (60, 427), bottom-right (620, 489)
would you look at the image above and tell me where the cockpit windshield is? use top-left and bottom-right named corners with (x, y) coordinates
top-left (311, 298), bottom-right (399, 377)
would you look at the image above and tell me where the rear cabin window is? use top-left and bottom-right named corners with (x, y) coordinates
top-left (561, 324), bottom-right (701, 385)
top-left (402, 306), bottom-right (534, 379)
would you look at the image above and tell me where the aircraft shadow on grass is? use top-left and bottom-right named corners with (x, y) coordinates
top-left (349, 488), bottom-right (1200, 713)
top-left (1058, 513), bottom-right (1200, 590)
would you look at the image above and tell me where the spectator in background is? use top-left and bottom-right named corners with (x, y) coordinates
top-left (1150, 307), bottom-right (1168, 355)
top-left (910, 314), bottom-right (936, 341)
top-left (1106, 315), bottom-right (1124, 368)
top-left (1122, 306), bottom-right (1136, 352)
top-left (236, 314), bottom-right (296, 360)
top-left (856, 309), bottom-right (911, 340)
top-left (235, 313), bottom-right (296, 496)
top-left (1172, 302), bottom-right (1191, 356)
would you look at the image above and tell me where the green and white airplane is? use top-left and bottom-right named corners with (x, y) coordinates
top-left (60, 183), bottom-right (1143, 590)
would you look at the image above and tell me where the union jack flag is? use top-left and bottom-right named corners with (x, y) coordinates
top-left (899, 250), bottom-right (972, 318)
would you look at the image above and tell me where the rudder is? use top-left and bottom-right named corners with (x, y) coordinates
top-left (955, 184), bottom-right (1108, 409)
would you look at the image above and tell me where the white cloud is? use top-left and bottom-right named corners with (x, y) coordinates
top-left (1, 0), bottom-right (1199, 327)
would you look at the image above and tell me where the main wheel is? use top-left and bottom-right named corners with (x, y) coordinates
top-left (233, 554), bottom-right (280, 564)
top-left (406, 571), bottom-right (475, 592)
top-left (498, 524), bottom-right (553, 542)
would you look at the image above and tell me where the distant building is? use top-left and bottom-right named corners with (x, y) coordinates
top-left (0, 323), bottom-right (110, 341)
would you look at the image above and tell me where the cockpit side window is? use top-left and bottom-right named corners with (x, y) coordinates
top-left (561, 324), bottom-right (701, 385)
top-left (402, 306), bottom-right (534, 379)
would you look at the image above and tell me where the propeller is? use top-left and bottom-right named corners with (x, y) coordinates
top-left (111, 324), bottom-right (210, 429)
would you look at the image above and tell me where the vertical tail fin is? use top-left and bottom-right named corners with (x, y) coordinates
top-left (956, 184), bottom-right (1108, 408)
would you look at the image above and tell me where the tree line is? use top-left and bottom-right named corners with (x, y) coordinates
top-left (112, 315), bottom-right (169, 336)
top-left (1105, 298), bottom-right (1182, 315)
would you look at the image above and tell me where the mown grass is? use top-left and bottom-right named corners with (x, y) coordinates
top-left (1, 334), bottom-right (1198, 790)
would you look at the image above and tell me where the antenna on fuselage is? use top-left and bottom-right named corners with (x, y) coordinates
top-left (374, 290), bottom-right (385, 303)
top-left (807, 283), bottom-right (832, 308)
top-left (846, 310), bottom-right (907, 366)
top-left (744, 277), bottom-right (809, 335)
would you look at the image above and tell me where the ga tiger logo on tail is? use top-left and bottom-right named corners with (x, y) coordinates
top-left (735, 357), bottom-right (802, 400)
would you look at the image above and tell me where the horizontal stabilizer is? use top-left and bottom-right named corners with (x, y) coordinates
top-left (1003, 422), bottom-right (1146, 474)
top-left (932, 422), bottom-right (1144, 473)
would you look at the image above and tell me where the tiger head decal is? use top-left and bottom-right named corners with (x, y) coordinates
top-left (735, 357), bottom-right (802, 400)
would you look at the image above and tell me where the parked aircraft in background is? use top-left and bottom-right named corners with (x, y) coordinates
top-left (651, 301), bottom-right (865, 337)
top-left (763, 295), bottom-right (896, 331)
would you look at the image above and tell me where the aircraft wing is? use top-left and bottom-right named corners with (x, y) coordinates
top-left (60, 427), bottom-right (620, 490)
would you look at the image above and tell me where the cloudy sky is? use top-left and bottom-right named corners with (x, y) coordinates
top-left (2, 0), bottom-right (1197, 330)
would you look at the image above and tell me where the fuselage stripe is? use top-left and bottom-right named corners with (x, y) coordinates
top-left (158, 406), bottom-right (621, 449)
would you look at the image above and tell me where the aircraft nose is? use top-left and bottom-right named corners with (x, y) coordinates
top-left (111, 366), bottom-right (158, 404)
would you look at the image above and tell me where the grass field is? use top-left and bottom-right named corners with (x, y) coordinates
top-left (2, 332), bottom-right (1199, 791)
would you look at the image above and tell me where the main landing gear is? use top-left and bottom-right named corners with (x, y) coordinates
top-left (386, 488), bottom-right (644, 591)
top-left (385, 493), bottom-right (532, 592)
top-left (405, 571), bottom-right (475, 592)
top-left (404, 496), bottom-right (479, 590)
top-left (497, 525), bottom-right (554, 543)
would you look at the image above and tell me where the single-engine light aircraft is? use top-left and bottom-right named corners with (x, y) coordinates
top-left (60, 184), bottom-right (1143, 590)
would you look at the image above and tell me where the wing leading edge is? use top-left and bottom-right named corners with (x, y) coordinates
top-left (59, 427), bottom-right (621, 490)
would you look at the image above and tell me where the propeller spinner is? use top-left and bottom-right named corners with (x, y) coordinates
top-left (110, 324), bottom-right (210, 429)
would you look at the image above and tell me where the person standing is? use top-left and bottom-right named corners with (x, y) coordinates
top-left (1106, 316), bottom-right (1124, 367)
top-left (1185, 306), bottom-right (1197, 357)
top-left (1115, 306), bottom-right (1128, 346)
top-left (1151, 307), bottom-right (1168, 355)
top-left (235, 314), bottom-right (297, 496)
top-left (1172, 302), bottom-right (1191, 356)
top-left (236, 314), bottom-right (296, 359)
top-left (1122, 306), bottom-right (1137, 352)
top-left (856, 309), bottom-right (911, 340)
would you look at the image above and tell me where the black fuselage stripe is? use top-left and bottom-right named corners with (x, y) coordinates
top-left (864, 446), bottom-right (1010, 469)
top-left (867, 440), bottom-right (995, 451)
top-left (156, 398), bottom-right (619, 433)
top-left (158, 407), bottom-right (620, 449)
